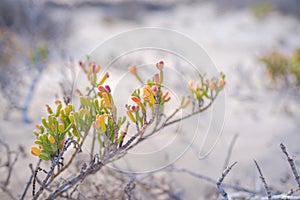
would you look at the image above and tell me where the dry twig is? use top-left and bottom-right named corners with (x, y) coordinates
top-left (280, 143), bottom-right (300, 188)
top-left (223, 134), bottom-right (238, 169)
top-left (217, 162), bottom-right (238, 200)
top-left (254, 160), bottom-right (272, 200)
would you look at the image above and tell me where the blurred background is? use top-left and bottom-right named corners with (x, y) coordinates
top-left (0, 0), bottom-right (300, 199)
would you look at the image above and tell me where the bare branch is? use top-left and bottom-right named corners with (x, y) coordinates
top-left (20, 159), bottom-right (42, 200)
top-left (33, 139), bottom-right (81, 199)
top-left (124, 179), bottom-right (135, 200)
top-left (217, 162), bottom-right (238, 200)
top-left (0, 139), bottom-right (19, 187)
top-left (165, 167), bottom-right (261, 195)
top-left (223, 134), bottom-right (238, 169)
top-left (125, 172), bottom-right (182, 200)
top-left (0, 183), bottom-right (16, 200)
top-left (280, 143), bottom-right (300, 188)
top-left (46, 160), bottom-right (104, 199)
top-left (254, 160), bottom-right (272, 200)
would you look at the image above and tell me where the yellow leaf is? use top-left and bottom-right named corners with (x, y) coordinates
top-left (31, 146), bottom-right (41, 156)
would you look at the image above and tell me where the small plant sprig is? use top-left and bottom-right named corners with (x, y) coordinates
top-left (261, 48), bottom-right (300, 87)
top-left (26, 59), bottom-right (225, 199)
top-left (31, 101), bottom-right (79, 161)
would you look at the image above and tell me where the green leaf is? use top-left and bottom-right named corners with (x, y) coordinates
top-left (39, 154), bottom-right (50, 161)
top-left (34, 140), bottom-right (43, 145)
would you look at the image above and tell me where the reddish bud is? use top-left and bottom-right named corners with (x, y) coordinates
top-left (75, 89), bottom-right (82, 95)
top-left (55, 99), bottom-right (62, 105)
top-left (79, 61), bottom-right (84, 67)
top-left (162, 91), bottom-right (169, 100)
top-left (156, 61), bottom-right (164, 70)
top-left (105, 85), bottom-right (111, 93)
top-left (164, 96), bottom-right (171, 102)
top-left (128, 66), bottom-right (137, 75)
top-left (152, 86), bottom-right (157, 93)
top-left (131, 96), bottom-right (141, 104)
top-left (95, 65), bottom-right (101, 73)
top-left (98, 86), bottom-right (107, 93)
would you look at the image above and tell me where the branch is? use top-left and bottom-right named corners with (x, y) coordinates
top-left (223, 134), bottom-right (238, 170)
top-left (0, 139), bottom-right (18, 200)
top-left (163, 98), bottom-right (214, 128)
top-left (165, 167), bottom-right (261, 195)
top-left (50, 127), bottom-right (90, 181)
top-left (46, 160), bottom-right (104, 199)
top-left (125, 172), bottom-right (181, 200)
top-left (254, 160), bottom-right (272, 200)
top-left (280, 143), bottom-right (300, 188)
top-left (261, 194), bottom-right (300, 199)
top-left (0, 183), bottom-right (16, 200)
top-left (135, 98), bottom-right (216, 147)
top-left (33, 139), bottom-right (81, 199)
top-left (217, 162), bottom-right (238, 200)
top-left (0, 139), bottom-right (18, 187)
top-left (20, 159), bottom-right (42, 200)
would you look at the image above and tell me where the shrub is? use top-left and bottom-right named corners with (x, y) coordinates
top-left (23, 59), bottom-right (225, 199)
top-left (260, 48), bottom-right (300, 87)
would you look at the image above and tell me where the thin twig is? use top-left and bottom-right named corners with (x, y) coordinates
top-left (254, 160), bottom-right (272, 200)
top-left (50, 127), bottom-right (90, 181)
top-left (46, 160), bottom-right (104, 199)
top-left (223, 134), bottom-right (238, 170)
top-left (125, 173), bottom-right (181, 200)
top-left (90, 128), bottom-right (96, 162)
top-left (166, 167), bottom-right (261, 195)
top-left (124, 179), bottom-right (135, 200)
top-left (33, 140), bottom-right (81, 199)
top-left (0, 139), bottom-right (19, 187)
top-left (261, 194), bottom-right (300, 199)
top-left (217, 162), bottom-right (238, 200)
top-left (121, 97), bottom-right (159, 151)
top-left (29, 164), bottom-right (52, 193)
top-left (0, 140), bottom-right (16, 200)
top-left (5, 151), bottom-right (18, 187)
top-left (163, 98), bottom-right (214, 129)
top-left (20, 159), bottom-right (42, 200)
top-left (280, 143), bottom-right (300, 188)
top-left (136, 98), bottom-right (216, 146)
top-left (0, 183), bottom-right (16, 200)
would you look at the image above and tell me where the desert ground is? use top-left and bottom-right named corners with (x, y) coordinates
top-left (1, 1), bottom-right (300, 199)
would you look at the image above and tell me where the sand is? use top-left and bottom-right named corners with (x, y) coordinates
top-left (1, 1), bottom-right (300, 199)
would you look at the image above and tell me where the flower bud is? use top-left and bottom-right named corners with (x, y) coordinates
top-left (98, 85), bottom-right (107, 93)
top-left (131, 96), bottom-right (141, 104)
top-left (156, 61), bottom-right (164, 70)
top-left (105, 85), bottom-right (111, 93)
top-left (98, 72), bottom-right (109, 86)
top-left (128, 66), bottom-right (137, 75)
top-left (45, 104), bottom-right (53, 114)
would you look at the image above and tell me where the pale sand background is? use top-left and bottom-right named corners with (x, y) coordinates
top-left (1, 1), bottom-right (300, 199)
